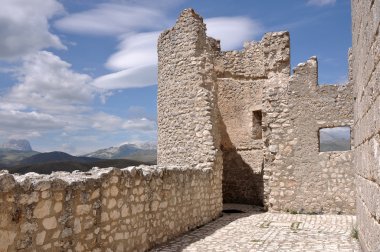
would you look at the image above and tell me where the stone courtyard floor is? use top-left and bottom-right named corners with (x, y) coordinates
top-left (151, 204), bottom-right (360, 252)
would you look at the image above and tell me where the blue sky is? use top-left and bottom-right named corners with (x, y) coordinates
top-left (0, 0), bottom-right (351, 155)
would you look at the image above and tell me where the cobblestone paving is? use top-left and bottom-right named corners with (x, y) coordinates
top-left (151, 204), bottom-right (360, 252)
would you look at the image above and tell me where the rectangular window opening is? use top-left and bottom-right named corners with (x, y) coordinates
top-left (252, 110), bottom-right (263, 140)
top-left (319, 126), bottom-right (351, 152)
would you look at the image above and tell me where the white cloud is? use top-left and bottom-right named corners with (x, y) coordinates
top-left (307, 0), bottom-right (336, 6)
top-left (92, 112), bottom-right (124, 131)
top-left (122, 118), bottom-right (156, 131)
top-left (91, 112), bottom-right (156, 132)
top-left (55, 4), bottom-right (167, 36)
top-left (0, 51), bottom-right (101, 138)
top-left (0, 0), bottom-right (65, 60)
top-left (0, 110), bottom-right (61, 132)
top-left (205, 17), bottom-right (263, 50)
top-left (6, 51), bottom-right (96, 113)
top-left (106, 32), bottom-right (159, 70)
top-left (92, 31), bottom-right (159, 89)
top-left (93, 65), bottom-right (157, 89)
top-left (0, 102), bottom-right (26, 111)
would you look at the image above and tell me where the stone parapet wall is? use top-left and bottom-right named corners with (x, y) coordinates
top-left (351, 0), bottom-right (380, 251)
top-left (265, 57), bottom-right (355, 214)
top-left (0, 165), bottom-right (222, 252)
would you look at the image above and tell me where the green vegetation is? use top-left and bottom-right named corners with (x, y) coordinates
top-left (351, 227), bottom-right (359, 240)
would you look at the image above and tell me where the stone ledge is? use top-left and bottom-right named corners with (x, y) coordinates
top-left (0, 165), bottom-right (215, 192)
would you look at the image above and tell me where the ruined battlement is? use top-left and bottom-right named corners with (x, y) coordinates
top-left (215, 31), bottom-right (290, 78)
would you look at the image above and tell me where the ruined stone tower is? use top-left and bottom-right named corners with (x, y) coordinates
top-left (158, 9), bottom-right (355, 214)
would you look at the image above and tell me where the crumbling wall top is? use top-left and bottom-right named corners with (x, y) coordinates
top-left (215, 31), bottom-right (290, 79)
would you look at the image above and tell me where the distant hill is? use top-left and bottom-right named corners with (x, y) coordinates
top-left (0, 149), bottom-right (39, 167)
top-left (84, 143), bottom-right (157, 163)
top-left (6, 159), bottom-right (147, 175)
top-left (0, 141), bottom-right (156, 174)
top-left (19, 151), bottom-right (100, 165)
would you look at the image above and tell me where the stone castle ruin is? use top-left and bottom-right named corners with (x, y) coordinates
top-left (158, 9), bottom-right (355, 213)
top-left (0, 2), bottom-right (378, 251)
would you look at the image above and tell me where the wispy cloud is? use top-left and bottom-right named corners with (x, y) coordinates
top-left (93, 65), bottom-right (157, 89)
top-left (0, 0), bottom-right (65, 60)
top-left (55, 2), bottom-right (264, 90)
top-left (307, 0), bottom-right (336, 7)
top-left (92, 32), bottom-right (159, 89)
top-left (205, 17), bottom-right (263, 50)
top-left (106, 32), bottom-right (159, 70)
top-left (55, 4), bottom-right (168, 36)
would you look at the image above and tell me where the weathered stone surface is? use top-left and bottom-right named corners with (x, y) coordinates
top-left (42, 216), bottom-right (57, 230)
top-left (33, 200), bottom-right (52, 219)
top-left (351, 1), bottom-right (380, 251)
top-left (264, 56), bottom-right (355, 214)
top-left (0, 230), bottom-right (16, 251)
top-left (36, 231), bottom-right (46, 246)
top-left (0, 164), bottom-right (222, 251)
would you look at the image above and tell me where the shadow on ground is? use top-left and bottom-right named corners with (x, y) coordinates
top-left (149, 204), bottom-right (265, 251)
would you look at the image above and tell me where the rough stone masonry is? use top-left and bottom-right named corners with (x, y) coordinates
top-left (351, 0), bottom-right (380, 251)
top-left (0, 6), bottom-right (363, 252)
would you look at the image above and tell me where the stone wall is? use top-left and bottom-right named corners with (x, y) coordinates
top-left (157, 9), bottom-right (221, 169)
top-left (216, 32), bottom-right (290, 205)
top-left (351, 0), bottom-right (380, 251)
top-left (265, 57), bottom-right (355, 214)
top-left (0, 166), bottom-right (221, 251)
top-left (211, 27), bottom-right (355, 213)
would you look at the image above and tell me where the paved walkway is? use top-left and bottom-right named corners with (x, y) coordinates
top-left (151, 204), bottom-right (360, 252)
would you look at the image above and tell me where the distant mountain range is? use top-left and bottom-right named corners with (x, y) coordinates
top-left (0, 139), bottom-right (156, 174)
top-left (19, 151), bottom-right (100, 165)
top-left (83, 143), bottom-right (157, 163)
